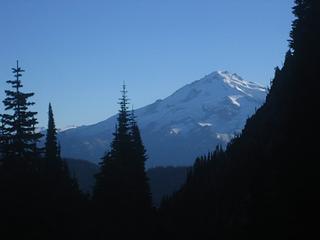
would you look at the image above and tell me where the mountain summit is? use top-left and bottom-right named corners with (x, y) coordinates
top-left (58, 71), bottom-right (267, 167)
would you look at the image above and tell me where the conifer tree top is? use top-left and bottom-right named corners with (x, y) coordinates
top-left (8, 60), bottom-right (25, 90)
top-left (45, 103), bottom-right (59, 160)
top-left (119, 84), bottom-right (129, 113)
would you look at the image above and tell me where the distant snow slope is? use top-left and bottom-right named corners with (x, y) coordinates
top-left (58, 71), bottom-right (266, 167)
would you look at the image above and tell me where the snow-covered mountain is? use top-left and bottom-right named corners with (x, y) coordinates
top-left (58, 71), bottom-right (267, 167)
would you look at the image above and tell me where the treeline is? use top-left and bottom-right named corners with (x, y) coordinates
top-left (0, 0), bottom-right (318, 239)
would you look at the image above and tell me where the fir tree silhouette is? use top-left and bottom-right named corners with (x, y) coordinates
top-left (44, 103), bottom-right (74, 183)
top-left (93, 84), bottom-right (153, 237)
top-left (0, 61), bottom-right (42, 163)
top-left (0, 61), bottom-right (44, 238)
top-left (42, 102), bottom-right (84, 239)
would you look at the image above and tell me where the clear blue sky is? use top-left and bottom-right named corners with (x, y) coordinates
top-left (0, 0), bottom-right (294, 129)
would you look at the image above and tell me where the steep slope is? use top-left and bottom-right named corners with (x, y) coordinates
top-left (159, 1), bottom-right (319, 238)
top-left (58, 71), bottom-right (266, 167)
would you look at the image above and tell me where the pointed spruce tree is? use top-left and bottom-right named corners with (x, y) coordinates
top-left (42, 103), bottom-right (86, 238)
top-left (44, 103), bottom-right (80, 190)
top-left (0, 61), bottom-right (45, 238)
top-left (45, 103), bottom-right (61, 174)
top-left (0, 61), bottom-right (42, 168)
top-left (93, 84), bottom-right (153, 236)
top-left (94, 84), bottom-right (134, 204)
top-left (94, 84), bottom-right (131, 208)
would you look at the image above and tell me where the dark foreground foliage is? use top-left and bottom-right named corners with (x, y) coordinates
top-left (159, 0), bottom-right (319, 239)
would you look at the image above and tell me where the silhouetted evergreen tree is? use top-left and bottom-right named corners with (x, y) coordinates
top-left (44, 103), bottom-right (76, 185)
top-left (0, 61), bottom-right (42, 164)
top-left (45, 103), bottom-right (59, 166)
top-left (0, 61), bottom-right (45, 238)
top-left (41, 103), bottom-right (87, 239)
top-left (0, 61), bottom-right (43, 174)
top-left (93, 84), bottom-right (153, 237)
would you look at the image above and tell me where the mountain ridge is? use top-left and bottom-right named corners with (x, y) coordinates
top-left (58, 70), bottom-right (267, 167)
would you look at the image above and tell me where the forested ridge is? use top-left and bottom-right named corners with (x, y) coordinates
top-left (159, 1), bottom-right (319, 238)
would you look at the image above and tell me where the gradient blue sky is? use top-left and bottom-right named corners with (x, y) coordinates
top-left (0, 0), bottom-right (294, 128)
